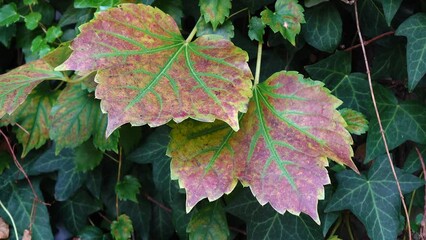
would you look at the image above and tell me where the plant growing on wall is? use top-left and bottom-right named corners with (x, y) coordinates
top-left (0, 0), bottom-right (425, 239)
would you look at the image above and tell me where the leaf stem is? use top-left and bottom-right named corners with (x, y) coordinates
top-left (345, 212), bottom-right (354, 240)
top-left (254, 41), bottom-right (263, 86)
top-left (227, 8), bottom-right (248, 20)
top-left (185, 25), bottom-right (198, 43)
top-left (0, 200), bottom-right (19, 240)
top-left (329, 215), bottom-right (342, 237)
top-left (115, 147), bottom-right (122, 218)
top-left (353, 2), bottom-right (412, 239)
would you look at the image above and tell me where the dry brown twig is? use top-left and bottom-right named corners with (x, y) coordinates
top-left (352, 1), bottom-right (412, 239)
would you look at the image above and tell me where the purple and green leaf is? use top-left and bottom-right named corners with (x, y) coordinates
top-left (168, 71), bottom-right (358, 223)
top-left (56, 4), bottom-right (253, 136)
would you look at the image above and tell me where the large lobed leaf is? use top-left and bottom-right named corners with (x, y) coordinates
top-left (168, 71), bottom-right (358, 223)
top-left (56, 3), bottom-right (253, 136)
top-left (395, 13), bottom-right (426, 91)
top-left (326, 155), bottom-right (423, 240)
top-left (0, 58), bottom-right (64, 119)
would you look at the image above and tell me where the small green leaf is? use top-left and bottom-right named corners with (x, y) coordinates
top-left (325, 155), bottom-right (424, 240)
top-left (58, 191), bottom-right (102, 234)
top-left (302, 2), bottom-right (341, 53)
top-left (24, 12), bottom-right (42, 30)
top-left (199, 0), bottom-right (231, 30)
top-left (45, 26), bottom-right (63, 43)
top-left (339, 108), bottom-right (368, 135)
top-left (378, 0), bottom-right (403, 25)
top-left (395, 13), bottom-right (426, 91)
top-left (197, 19), bottom-right (234, 39)
top-left (0, 3), bottom-right (20, 27)
top-left (78, 226), bottom-right (105, 240)
top-left (74, 141), bottom-right (104, 172)
top-left (31, 35), bottom-right (51, 56)
top-left (248, 17), bottom-right (265, 43)
top-left (115, 175), bottom-right (141, 203)
top-left (260, 0), bottom-right (305, 45)
top-left (187, 201), bottom-right (229, 240)
top-left (111, 214), bottom-right (133, 240)
top-left (49, 83), bottom-right (119, 154)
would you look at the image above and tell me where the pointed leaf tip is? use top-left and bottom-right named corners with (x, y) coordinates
top-left (57, 3), bottom-right (253, 133)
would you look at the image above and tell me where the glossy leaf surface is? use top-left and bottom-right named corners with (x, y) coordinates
top-left (379, 0), bottom-right (403, 25)
top-left (326, 155), bottom-right (423, 240)
top-left (0, 58), bottom-right (64, 119)
top-left (395, 13), bottom-right (426, 91)
top-left (169, 71), bottom-right (357, 223)
top-left (50, 83), bottom-right (119, 154)
top-left (115, 175), bottom-right (141, 203)
top-left (56, 4), bottom-right (253, 135)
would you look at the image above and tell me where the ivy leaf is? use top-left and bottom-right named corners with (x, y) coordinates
top-left (58, 191), bottom-right (102, 234)
top-left (50, 83), bottom-right (119, 154)
top-left (115, 175), bottom-right (142, 203)
top-left (24, 12), bottom-right (42, 30)
top-left (305, 51), bottom-right (372, 116)
top-left (0, 25), bottom-right (16, 48)
top-left (10, 87), bottom-right (58, 157)
top-left (226, 188), bottom-right (322, 239)
top-left (395, 13), bottom-right (426, 91)
top-left (187, 201), bottom-right (229, 240)
top-left (0, 180), bottom-right (54, 240)
top-left (302, 2), bottom-right (341, 53)
top-left (378, 0), bottom-right (403, 25)
top-left (260, 0), bottom-right (305, 45)
top-left (0, 152), bottom-right (10, 175)
top-left (111, 214), bottom-right (133, 240)
top-left (0, 3), bottom-right (20, 27)
top-left (30, 146), bottom-right (88, 200)
top-left (0, 57), bottom-right (64, 119)
top-left (366, 100), bottom-right (426, 161)
top-left (56, 4), bottom-right (253, 136)
top-left (199, 0), bottom-right (231, 31)
top-left (248, 17), bottom-right (265, 43)
top-left (74, 141), bottom-right (104, 172)
top-left (339, 108), bottom-right (368, 135)
top-left (168, 71), bottom-right (358, 223)
top-left (325, 155), bottom-right (424, 240)
top-left (358, 0), bottom-right (390, 38)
